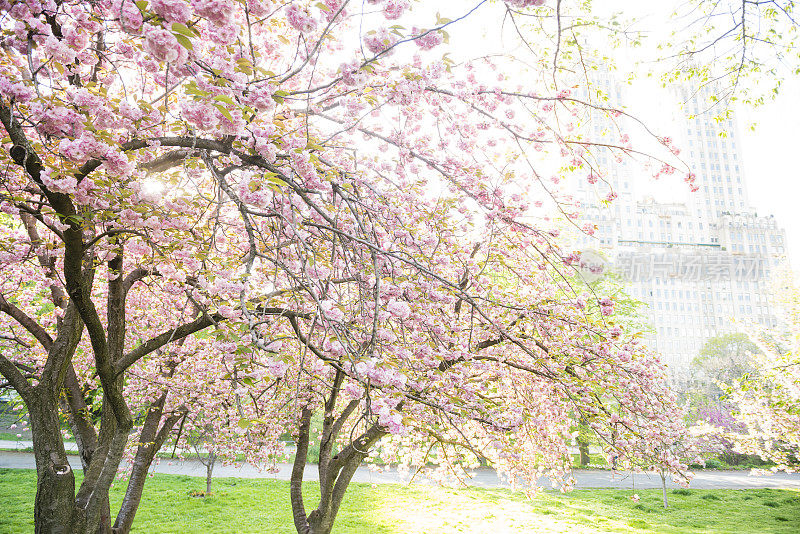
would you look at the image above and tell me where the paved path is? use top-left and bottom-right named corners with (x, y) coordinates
top-left (3, 449), bottom-right (800, 490)
top-left (0, 439), bottom-right (78, 451)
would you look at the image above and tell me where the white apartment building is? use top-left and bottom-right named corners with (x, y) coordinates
top-left (569, 79), bottom-right (790, 376)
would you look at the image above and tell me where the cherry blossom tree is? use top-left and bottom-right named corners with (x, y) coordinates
top-left (0, 1), bottom-right (692, 533)
top-left (617, 406), bottom-right (703, 509)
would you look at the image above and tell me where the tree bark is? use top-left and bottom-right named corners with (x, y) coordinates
top-left (286, 381), bottom-right (392, 534)
top-left (290, 408), bottom-right (313, 534)
top-left (661, 471), bottom-right (669, 509)
top-left (21, 302), bottom-right (85, 533)
top-left (577, 438), bottom-right (590, 466)
top-left (306, 422), bottom-right (387, 534)
top-left (28, 396), bottom-right (81, 534)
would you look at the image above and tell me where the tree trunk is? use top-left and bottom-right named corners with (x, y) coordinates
top-left (661, 471), bottom-right (669, 509)
top-left (112, 395), bottom-right (183, 534)
top-left (206, 453), bottom-right (217, 494)
top-left (304, 420), bottom-right (386, 534)
top-left (73, 394), bottom-right (126, 534)
top-left (290, 408), bottom-right (313, 534)
top-left (577, 439), bottom-right (590, 466)
top-left (29, 396), bottom-right (81, 533)
top-left (111, 442), bottom-right (153, 534)
top-left (289, 385), bottom-right (389, 534)
top-left (60, 365), bottom-right (113, 534)
top-left (307, 455), bottom-right (363, 534)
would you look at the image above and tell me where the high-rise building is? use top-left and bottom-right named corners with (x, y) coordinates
top-left (568, 79), bottom-right (790, 377)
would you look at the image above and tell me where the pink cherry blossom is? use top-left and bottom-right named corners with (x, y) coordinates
top-left (152, 0), bottom-right (193, 23)
top-left (143, 26), bottom-right (189, 64)
top-left (286, 4), bottom-right (317, 33)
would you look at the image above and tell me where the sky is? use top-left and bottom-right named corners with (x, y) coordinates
top-left (737, 86), bottom-right (800, 269)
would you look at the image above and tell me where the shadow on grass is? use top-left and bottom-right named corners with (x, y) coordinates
top-left (0, 468), bottom-right (392, 534)
top-left (113, 474), bottom-right (395, 533)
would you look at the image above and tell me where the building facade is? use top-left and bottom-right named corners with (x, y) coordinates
top-left (570, 80), bottom-right (790, 376)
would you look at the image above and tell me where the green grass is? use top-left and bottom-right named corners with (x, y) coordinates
top-left (0, 432), bottom-right (29, 441)
top-left (571, 453), bottom-right (609, 468)
top-left (1, 468), bottom-right (799, 533)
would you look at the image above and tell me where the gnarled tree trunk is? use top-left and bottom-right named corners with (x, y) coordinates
top-left (29, 395), bottom-right (81, 534)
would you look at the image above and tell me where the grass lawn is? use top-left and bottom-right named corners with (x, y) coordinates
top-left (1, 468), bottom-right (799, 533)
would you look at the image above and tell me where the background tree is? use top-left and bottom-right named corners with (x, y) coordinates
top-left (689, 403), bottom-right (751, 466)
top-left (691, 333), bottom-right (759, 399)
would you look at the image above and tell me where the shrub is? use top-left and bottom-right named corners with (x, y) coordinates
top-left (705, 458), bottom-right (725, 469)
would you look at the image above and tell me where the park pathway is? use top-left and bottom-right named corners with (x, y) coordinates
top-left (4, 443), bottom-right (800, 490)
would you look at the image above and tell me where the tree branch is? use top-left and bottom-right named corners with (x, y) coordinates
top-left (0, 352), bottom-right (31, 397)
top-left (116, 312), bottom-right (223, 373)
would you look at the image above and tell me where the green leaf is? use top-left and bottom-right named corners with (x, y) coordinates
top-left (171, 22), bottom-right (196, 37)
top-left (272, 90), bottom-right (289, 104)
top-left (214, 94), bottom-right (236, 106)
top-left (184, 82), bottom-right (206, 97)
top-left (213, 103), bottom-right (233, 122)
top-left (173, 33), bottom-right (193, 51)
top-left (237, 418), bottom-right (251, 429)
top-left (236, 58), bottom-right (254, 75)
top-left (266, 174), bottom-right (287, 188)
